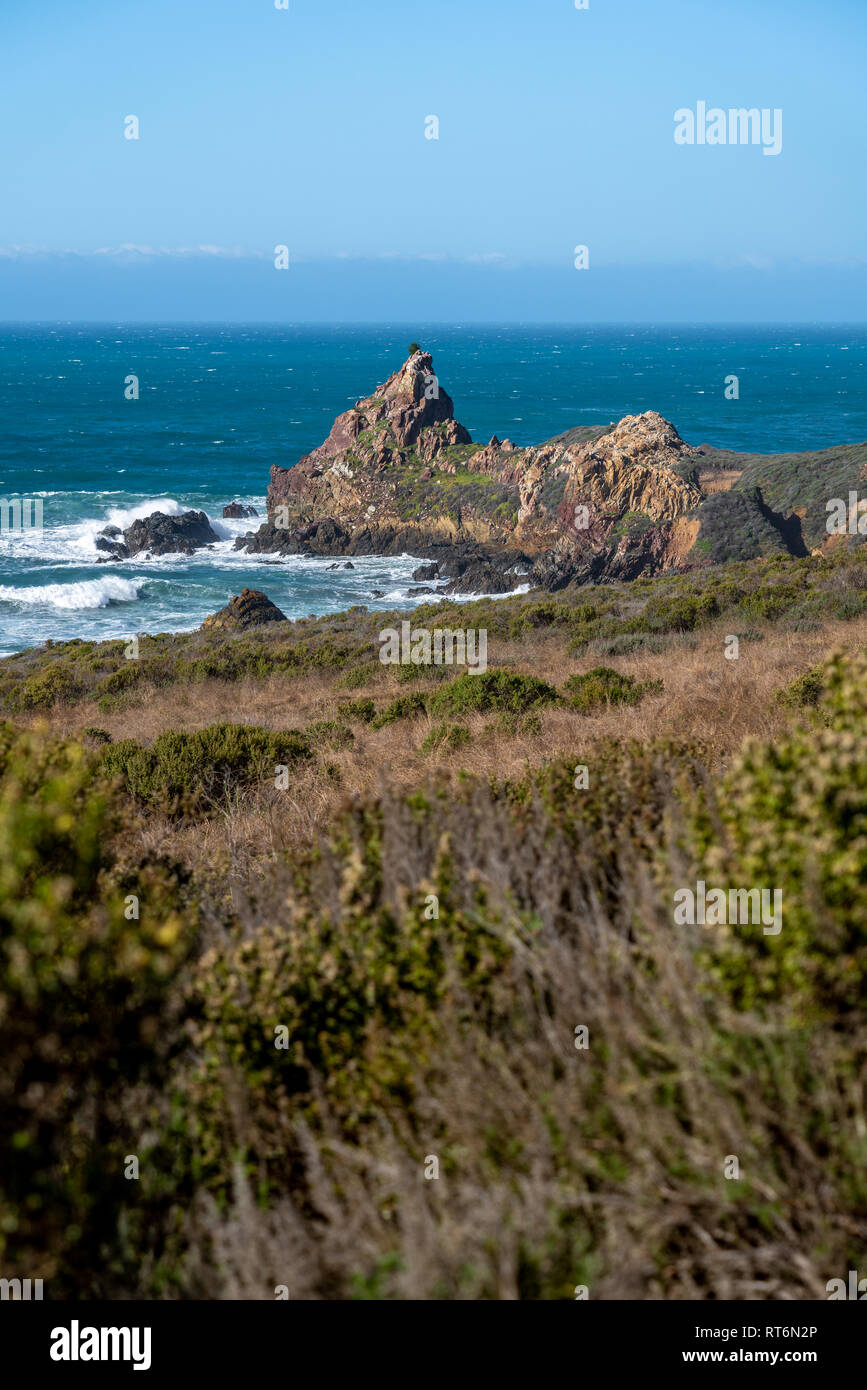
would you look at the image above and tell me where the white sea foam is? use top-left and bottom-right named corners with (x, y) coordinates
top-left (448, 582), bottom-right (531, 603)
top-left (0, 497), bottom-right (265, 564)
top-left (104, 497), bottom-right (188, 530)
top-left (0, 575), bottom-right (146, 610)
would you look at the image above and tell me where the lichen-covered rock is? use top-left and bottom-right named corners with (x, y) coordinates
top-left (200, 589), bottom-right (287, 632)
top-left (266, 350), bottom-right (471, 519)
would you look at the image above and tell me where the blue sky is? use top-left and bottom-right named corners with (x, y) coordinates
top-left (1, 0), bottom-right (865, 319)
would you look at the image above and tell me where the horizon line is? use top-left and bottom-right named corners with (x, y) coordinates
top-left (2, 319), bottom-right (866, 328)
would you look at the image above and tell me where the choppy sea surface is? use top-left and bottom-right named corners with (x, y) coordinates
top-left (1, 323), bottom-right (866, 657)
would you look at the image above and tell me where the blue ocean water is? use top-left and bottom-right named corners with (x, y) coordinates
top-left (1, 323), bottom-right (866, 657)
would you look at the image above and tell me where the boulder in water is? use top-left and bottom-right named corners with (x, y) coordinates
top-left (222, 502), bottom-right (259, 519)
top-left (200, 588), bottom-right (288, 632)
top-left (124, 509), bottom-right (220, 557)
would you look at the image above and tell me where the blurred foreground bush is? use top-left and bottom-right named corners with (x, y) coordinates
top-left (2, 647), bottom-right (867, 1298)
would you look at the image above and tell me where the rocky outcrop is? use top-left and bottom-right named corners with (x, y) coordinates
top-left (95, 525), bottom-right (130, 561)
top-left (200, 588), bottom-right (287, 632)
top-left (237, 352), bottom-right (512, 574)
top-left (440, 561), bottom-right (526, 596)
top-left (266, 350), bottom-right (471, 520)
top-left (124, 510), bottom-right (219, 558)
top-left (222, 502), bottom-right (258, 519)
top-left (235, 349), bottom-right (829, 591)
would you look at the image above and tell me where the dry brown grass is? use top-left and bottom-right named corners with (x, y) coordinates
top-left (36, 614), bottom-right (867, 879)
top-left (7, 600), bottom-right (867, 1300)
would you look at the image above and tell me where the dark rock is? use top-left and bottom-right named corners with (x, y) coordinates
top-left (95, 534), bottom-right (130, 560)
top-left (529, 549), bottom-right (585, 591)
top-left (371, 589), bottom-right (385, 598)
top-left (343, 561), bottom-right (355, 569)
top-left (310, 519), bottom-right (352, 550)
top-left (412, 562), bottom-right (439, 581)
top-left (440, 561), bottom-right (525, 596)
top-left (124, 509), bottom-right (219, 558)
top-left (200, 588), bottom-right (287, 633)
top-left (407, 586), bottom-right (436, 595)
top-left (222, 502), bottom-right (259, 519)
top-left (234, 517), bottom-right (354, 558)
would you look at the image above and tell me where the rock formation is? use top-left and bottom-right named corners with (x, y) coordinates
top-left (200, 588), bottom-right (287, 632)
top-left (222, 502), bottom-right (258, 519)
top-left (235, 349), bottom-right (842, 591)
top-left (95, 525), bottom-right (130, 561)
top-left (267, 349), bottom-right (471, 522)
top-left (124, 510), bottom-right (220, 558)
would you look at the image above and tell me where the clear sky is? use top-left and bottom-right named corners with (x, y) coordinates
top-left (1, 0), bottom-right (865, 319)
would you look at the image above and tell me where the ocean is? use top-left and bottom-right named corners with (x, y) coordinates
top-left (1, 323), bottom-right (866, 658)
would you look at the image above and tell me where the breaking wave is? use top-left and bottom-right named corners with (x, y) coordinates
top-left (0, 575), bottom-right (146, 610)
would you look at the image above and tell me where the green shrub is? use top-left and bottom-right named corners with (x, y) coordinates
top-left (336, 665), bottom-right (375, 690)
top-left (305, 719), bottom-right (355, 750)
top-left (506, 601), bottom-right (580, 636)
top-left (493, 710), bottom-right (543, 738)
top-left (0, 730), bottom-right (193, 1289)
top-left (563, 667), bottom-right (664, 713)
top-left (421, 722), bottom-right (472, 754)
top-left (394, 660), bottom-right (451, 684)
top-left (94, 662), bottom-right (147, 712)
top-left (589, 633), bottom-right (678, 658)
top-left (339, 698), bottom-right (377, 724)
top-left (81, 726), bottom-right (112, 745)
top-left (174, 637), bottom-right (353, 687)
top-left (430, 670), bottom-right (558, 718)
top-left (692, 648), bottom-right (867, 1015)
top-left (372, 693), bottom-right (428, 728)
top-left (776, 663), bottom-right (827, 709)
top-left (7, 665), bottom-right (82, 711)
top-left (643, 592), bottom-right (719, 633)
top-left (95, 664), bottom-right (142, 697)
top-left (7, 681), bottom-right (867, 1298)
top-left (182, 812), bottom-right (515, 1194)
top-left (102, 723), bottom-right (311, 816)
top-left (739, 584), bottom-right (807, 623)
